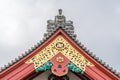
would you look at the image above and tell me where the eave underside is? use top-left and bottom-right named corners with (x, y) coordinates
top-left (24, 70), bottom-right (91, 80)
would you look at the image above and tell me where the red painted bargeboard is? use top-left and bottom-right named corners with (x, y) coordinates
top-left (0, 29), bottom-right (119, 80)
top-left (0, 63), bottom-right (34, 80)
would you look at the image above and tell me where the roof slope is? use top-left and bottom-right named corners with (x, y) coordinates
top-left (0, 9), bottom-right (120, 80)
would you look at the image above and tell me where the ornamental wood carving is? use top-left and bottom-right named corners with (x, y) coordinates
top-left (26, 35), bottom-right (94, 72)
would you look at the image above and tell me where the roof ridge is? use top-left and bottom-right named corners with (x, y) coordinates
top-left (0, 9), bottom-right (120, 78)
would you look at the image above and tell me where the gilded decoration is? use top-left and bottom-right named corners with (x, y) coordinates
top-left (26, 35), bottom-right (94, 71)
top-left (56, 57), bottom-right (64, 63)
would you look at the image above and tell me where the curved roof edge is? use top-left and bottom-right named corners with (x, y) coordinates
top-left (0, 9), bottom-right (120, 78)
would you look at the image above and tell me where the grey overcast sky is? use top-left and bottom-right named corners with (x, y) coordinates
top-left (0, 0), bottom-right (120, 72)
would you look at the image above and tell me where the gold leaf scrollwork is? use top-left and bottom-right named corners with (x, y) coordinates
top-left (26, 35), bottom-right (94, 71)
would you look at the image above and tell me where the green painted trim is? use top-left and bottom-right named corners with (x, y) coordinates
top-left (67, 62), bottom-right (84, 74)
top-left (35, 61), bottom-right (84, 74)
top-left (35, 61), bottom-right (52, 72)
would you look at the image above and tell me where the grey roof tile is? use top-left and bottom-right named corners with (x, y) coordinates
top-left (0, 9), bottom-right (119, 78)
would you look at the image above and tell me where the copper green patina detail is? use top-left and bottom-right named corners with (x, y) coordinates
top-left (36, 61), bottom-right (52, 72)
top-left (67, 62), bottom-right (84, 74)
top-left (35, 61), bottom-right (84, 75)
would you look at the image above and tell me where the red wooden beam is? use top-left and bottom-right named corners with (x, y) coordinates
top-left (0, 29), bottom-right (119, 80)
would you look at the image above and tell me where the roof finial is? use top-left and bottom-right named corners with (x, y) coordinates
top-left (58, 9), bottom-right (62, 15)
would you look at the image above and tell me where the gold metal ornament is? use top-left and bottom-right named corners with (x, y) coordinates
top-left (26, 35), bottom-right (94, 71)
top-left (56, 57), bottom-right (64, 63)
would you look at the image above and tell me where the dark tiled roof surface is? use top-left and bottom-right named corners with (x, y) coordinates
top-left (0, 9), bottom-right (120, 77)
